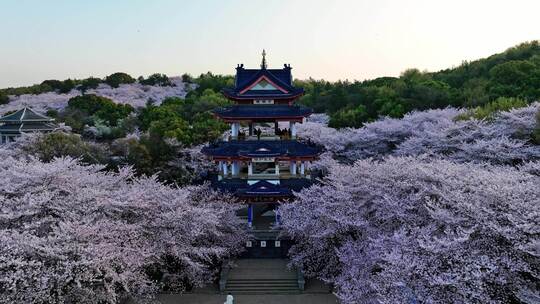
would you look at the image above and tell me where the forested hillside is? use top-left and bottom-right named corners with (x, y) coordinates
top-left (0, 73), bottom-right (233, 185)
top-left (297, 41), bottom-right (540, 127)
top-left (281, 104), bottom-right (540, 303)
top-left (1, 79), bottom-right (539, 303)
top-left (2, 41), bottom-right (539, 130)
top-left (0, 42), bottom-right (539, 186)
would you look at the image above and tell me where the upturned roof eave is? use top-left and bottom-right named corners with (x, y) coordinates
top-left (222, 90), bottom-right (304, 100)
top-left (0, 107), bottom-right (54, 122)
top-left (235, 69), bottom-right (294, 92)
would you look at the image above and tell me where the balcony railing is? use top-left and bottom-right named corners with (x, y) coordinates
top-left (219, 171), bottom-right (311, 180)
top-left (229, 134), bottom-right (296, 141)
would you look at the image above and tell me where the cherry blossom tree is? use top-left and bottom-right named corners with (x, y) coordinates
top-left (0, 149), bottom-right (246, 303)
top-left (279, 157), bottom-right (540, 303)
top-left (297, 103), bottom-right (540, 165)
top-left (0, 77), bottom-right (192, 115)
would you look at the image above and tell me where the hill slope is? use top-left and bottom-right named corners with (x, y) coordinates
top-left (296, 41), bottom-right (540, 127)
top-left (1, 41), bottom-right (539, 128)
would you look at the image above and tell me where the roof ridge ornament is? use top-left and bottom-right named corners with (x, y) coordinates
top-left (261, 49), bottom-right (267, 69)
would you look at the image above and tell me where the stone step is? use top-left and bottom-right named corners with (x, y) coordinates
top-left (225, 291), bottom-right (301, 295)
top-left (225, 282), bottom-right (298, 288)
top-left (227, 273), bottom-right (296, 280)
top-left (226, 278), bottom-right (300, 294)
top-left (227, 279), bottom-right (298, 282)
top-left (227, 284), bottom-right (299, 288)
top-left (224, 288), bottom-right (301, 295)
top-left (222, 258), bottom-right (303, 294)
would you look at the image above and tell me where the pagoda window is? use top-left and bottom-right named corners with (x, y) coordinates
top-left (248, 79), bottom-right (280, 91)
top-left (231, 123), bottom-right (240, 139)
top-left (232, 161), bottom-right (240, 176)
top-left (223, 162), bottom-right (229, 176)
top-left (251, 162), bottom-right (277, 175)
top-left (289, 121), bottom-right (297, 138)
top-left (277, 161), bottom-right (290, 173)
top-left (253, 99), bottom-right (274, 105)
top-left (250, 157), bottom-right (278, 176)
top-left (290, 161), bottom-right (297, 176)
top-left (248, 204), bottom-right (253, 228)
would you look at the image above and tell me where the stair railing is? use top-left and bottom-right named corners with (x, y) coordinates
top-left (296, 268), bottom-right (305, 292)
top-left (219, 259), bottom-right (231, 293)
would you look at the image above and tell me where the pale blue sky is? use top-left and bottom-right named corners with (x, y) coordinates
top-left (1, 0), bottom-right (539, 87)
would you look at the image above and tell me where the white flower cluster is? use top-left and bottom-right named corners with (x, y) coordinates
top-left (298, 103), bottom-right (540, 164)
top-left (0, 147), bottom-right (246, 303)
top-left (0, 76), bottom-right (193, 115)
top-left (283, 103), bottom-right (540, 303)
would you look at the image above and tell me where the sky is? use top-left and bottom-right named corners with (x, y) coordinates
top-left (0, 0), bottom-right (539, 88)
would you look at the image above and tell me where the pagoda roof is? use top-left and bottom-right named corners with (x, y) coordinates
top-left (238, 180), bottom-right (292, 197)
top-left (223, 65), bottom-right (304, 100)
top-left (0, 107), bottom-right (54, 123)
top-left (0, 122), bottom-right (57, 134)
top-left (237, 68), bottom-right (293, 89)
top-left (212, 178), bottom-right (314, 198)
top-left (213, 104), bottom-right (312, 121)
top-left (202, 140), bottom-right (322, 159)
top-left (222, 87), bottom-right (305, 100)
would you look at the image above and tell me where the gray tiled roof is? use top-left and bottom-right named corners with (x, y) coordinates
top-left (0, 107), bottom-right (54, 122)
top-left (0, 122), bottom-right (57, 134)
top-left (214, 104), bottom-right (312, 120)
top-left (202, 140), bottom-right (322, 158)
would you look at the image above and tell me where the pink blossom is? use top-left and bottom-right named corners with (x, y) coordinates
top-left (0, 151), bottom-right (246, 303)
top-left (280, 157), bottom-right (540, 303)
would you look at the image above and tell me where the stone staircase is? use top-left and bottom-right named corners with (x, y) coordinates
top-left (220, 259), bottom-right (304, 294)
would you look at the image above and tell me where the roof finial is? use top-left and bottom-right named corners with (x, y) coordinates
top-left (261, 49), bottom-right (267, 69)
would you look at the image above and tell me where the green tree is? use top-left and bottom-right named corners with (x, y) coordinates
top-left (67, 94), bottom-right (133, 126)
top-left (190, 72), bottom-right (234, 97)
top-left (39, 79), bottom-right (63, 92)
top-left (533, 109), bottom-right (540, 144)
top-left (40, 79), bottom-right (77, 93)
top-left (104, 72), bottom-right (135, 88)
top-left (488, 60), bottom-right (536, 99)
top-left (181, 73), bottom-right (193, 83)
top-left (60, 108), bottom-right (93, 133)
top-left (23, 132), bottom-right (109, 164)
top-left (59, 79), bottom-right (76, 93)
top-left (138, 90), bottom-right (228, 146)
top-left (191, 112), bottom-right (228, 144)
top-left (79, 77), bottom-right (102, 92)
top-left (138, 104), bottom-right (181, 131)
top-left (111, 137), bottom-right (154, 175)
top-left (455, 97), bottom-right (529, 121)
top-left (329, 105), bottom-right (369, 128)
top-left (0, 93), bottom-right (9, 105)
top-left (149, 116), bottom-right (192, 144)
top-left (373, 86), bottom-right (405, 118)
top-left (139, 73), bottom-right (172, 86)
top-left (401, 68), bottom-right (430, 84)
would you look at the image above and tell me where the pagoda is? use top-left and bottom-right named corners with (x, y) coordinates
top-left (202, 51), bottom-right (321, 257)
top-left (0, 107), bottom-right (57, 144)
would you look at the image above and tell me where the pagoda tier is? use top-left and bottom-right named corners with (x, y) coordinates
top-left (0, 107), bottom-right (57, 144)
top-left (212, 178), bottom-right (314, 200)
top-left (213, 105), bottom-right (312, 123)
top-left (202, 53), bottom-right (318, 255)
top-left (223, 64), bottom-right (304, 102)
top-left (201, 140), bottom-right (321, 161)
top-left (0, 107), bottom-right (54, 122)
top-left (0, 122), bottom-right (57, 134)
